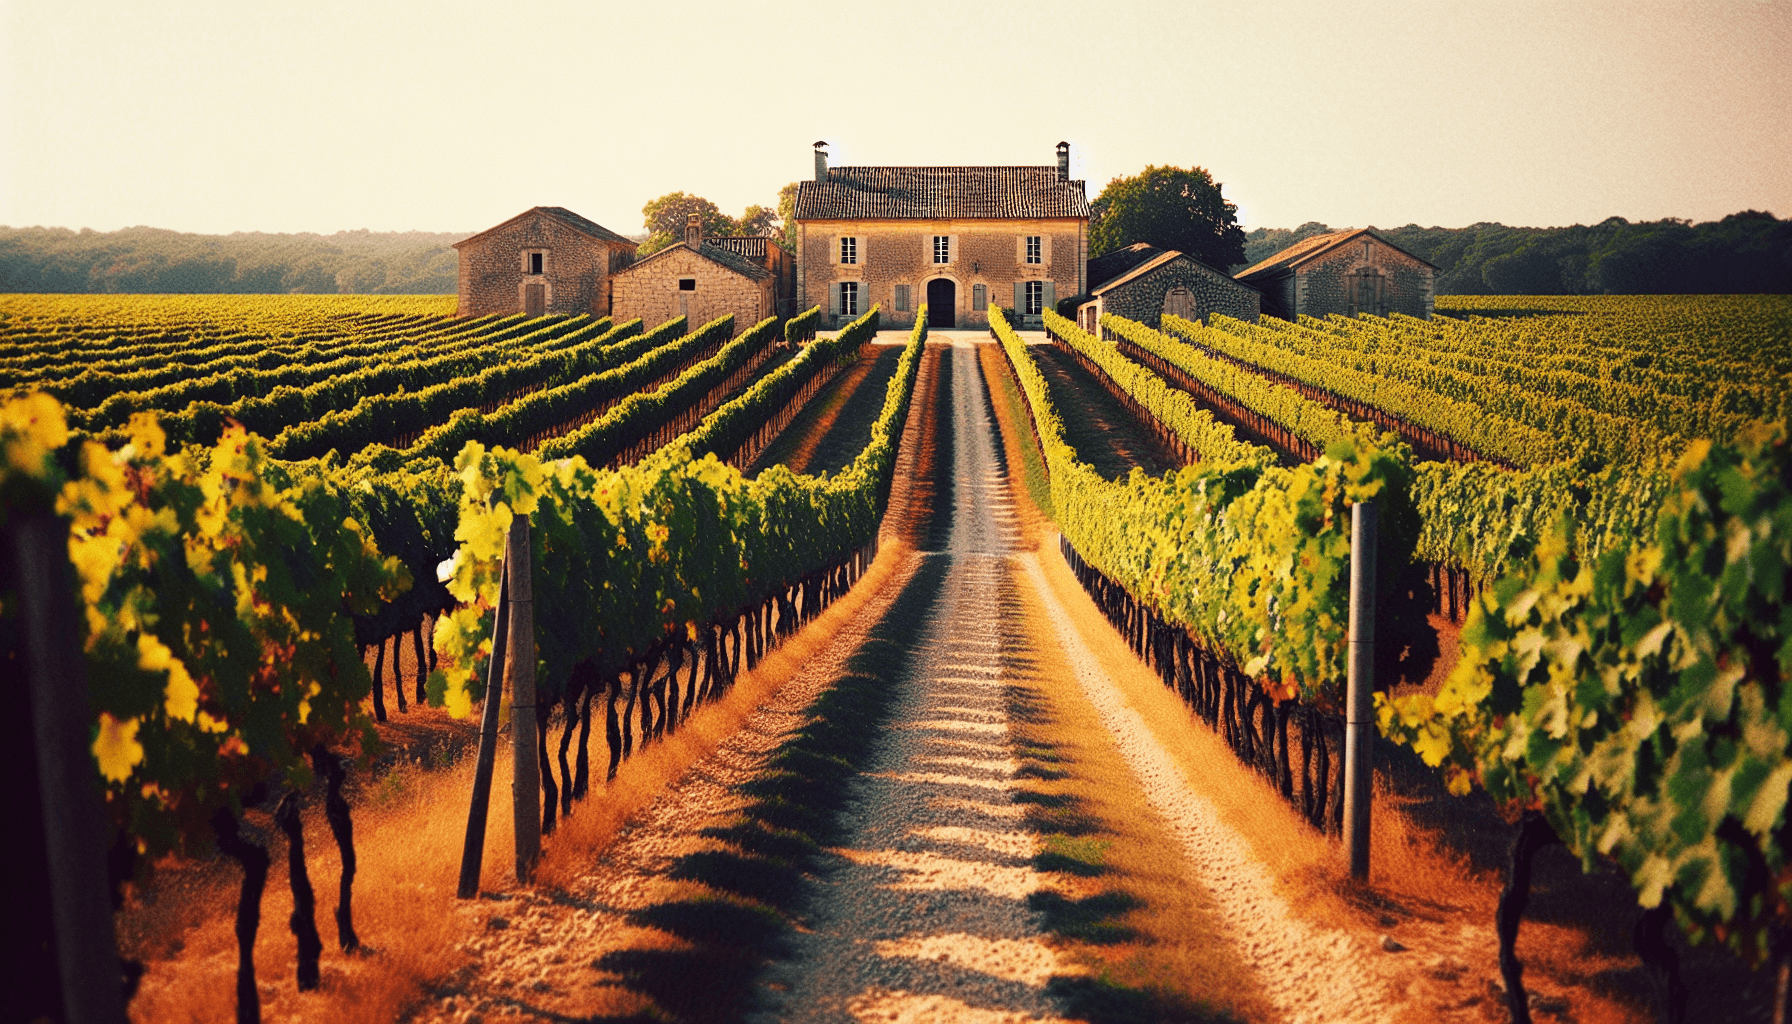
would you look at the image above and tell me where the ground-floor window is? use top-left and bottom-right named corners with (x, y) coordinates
top-left (1024, 280), bottom-right (1044, 316)
top-left (894, 284), bottom-right (910, 312)
top-left (841, 281), bottom-right (860, 317)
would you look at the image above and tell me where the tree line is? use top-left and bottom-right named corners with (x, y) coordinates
top-left (0, 226), bottom-right (466, 294)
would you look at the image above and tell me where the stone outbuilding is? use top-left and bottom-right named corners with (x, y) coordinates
top-left (610, 215), bottom-right (778, 335)
top-left (793, 142), bottom-right (1091, 330)
top-left (452, 206), bottom-right (637, 318)
top-left (1234, 228), bottom-right (1436, 320)
top-left (1072, 242), bottom-right (1261, 334)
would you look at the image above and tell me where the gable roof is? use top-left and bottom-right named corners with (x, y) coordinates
top-left (1087, 242), bottom-right (1166, 290)
top-left (795, 166), bottom-right (1091, 221)
top-left (453, 206), bottom-right (637, 250)
top-left (1091, 248), bottom-right (1256, 296)
top-left (1234, 227), bottom-right (1437, 281)
top-left (613, 240), bottom-right (773, 281)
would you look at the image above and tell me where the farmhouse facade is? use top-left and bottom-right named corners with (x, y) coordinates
top-left (452, 207), bottom-right (637, 318)
top-left (610, 214), bottom-right (780, 335)
top-left (1235, 228), bottom-right (1436, 320)
top-left (793, 142), bottom-right (1091, 330)
top-left (1074, 242), bottom-right (1261, 333)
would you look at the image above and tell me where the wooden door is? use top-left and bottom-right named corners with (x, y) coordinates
top-left (524, 283), bottom-right (545, 316)
top-left (926, 279), bottom-right (955, 327)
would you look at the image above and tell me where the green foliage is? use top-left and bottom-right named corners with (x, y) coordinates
top-left (1088, 165), bottom-right (1246, 270)
top-left (991, 307), bottom-right (1415, 702)
top-left (776, 182), bottom-right (800, 256)
top-left (1378, 424), bottom-right (1792, 961)
top-left (0, 226), bottom-right (462, 294)
top-left (5, 399), bottom-right (407, 857)
top-left (432, 308), bottom-right (922, 709)
top-left (638, 192), bottom-right (784, 256)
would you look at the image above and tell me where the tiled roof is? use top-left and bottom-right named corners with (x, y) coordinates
top-left (795, 166), bottom-right (1091, 221)
top-left (453, 206), bottom-right (637, 249)
top-left (707, 236), bottom-right (771, 259)
top-left (1091, 248), bottom-right (1257, 296)
top-left (1234, 228), bottom-right (1437, 280)
top-left (615, 240), bottom-right (773, 281)
top-left (1087, 242), bottom-right (1165, 290)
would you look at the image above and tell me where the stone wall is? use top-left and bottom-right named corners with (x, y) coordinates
top-left (1095, 257), bottom-right (1260, 330)
top-left (455, 212), bottom-right (631, 318)
top-left (1293, 238), bottom-right (1434, 319)
top-left (610, 247), bottom-right (774, 336)
top-left (796, 217), bottom-right (1085, 329)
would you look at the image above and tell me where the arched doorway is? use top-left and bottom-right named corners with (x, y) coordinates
top-left (927, 278), bottom-right (956, 327)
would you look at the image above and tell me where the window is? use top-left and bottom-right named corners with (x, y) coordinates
top-left (971, 284), bottom-right (987, 312)
top-left (841, 281), bottom-right (860, 317)
top-left (839, 236), bottom-right (857, 264)
top-left (1025, 236), bottom-right (1041, 264)
top-left (933, 236), bottom-right (950, 264)
top-left (679, 278), bottom-right (696, 291)
top-left (894, 284), bottom-right (910, 312)
top-left (528, 252), bottom-right (544, 275)
top-left (1024, 280), bottom-right (1044, 316)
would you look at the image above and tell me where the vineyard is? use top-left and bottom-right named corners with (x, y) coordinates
top-left (2, 293), bottom-right (1789, 1024)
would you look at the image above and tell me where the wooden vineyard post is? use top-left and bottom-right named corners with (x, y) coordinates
top-left (13, 514), bottom-right (130, 1024)
top-left (456, 548), bottom-right (511, 899)
top-left (1344, 499), bottom-right (1377, 879)
top-left (505, 515), bottom-right (541, 882)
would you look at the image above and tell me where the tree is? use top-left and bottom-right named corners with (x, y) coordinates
top-left (776, 182), bottom-right (800, 255)
top-left (638, 192), bottom-right (735, 255)
top-left (1089, 164), bottom-right (1246, 270)
top-left (737, 205), bottom-right (778, 237)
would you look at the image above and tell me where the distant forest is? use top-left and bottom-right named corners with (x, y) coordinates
top-left (1236, 211), bottom-right (1791, 294)
top-left (1, 212), bottom-right (1787, 295)
top-left (0, 226), bottom-right (467, 294)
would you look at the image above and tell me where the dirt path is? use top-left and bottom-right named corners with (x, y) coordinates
top-left (410, 337), bottom-right (1530, 1024)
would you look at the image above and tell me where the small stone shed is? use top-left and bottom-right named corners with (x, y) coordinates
top-left (1234, 228), bottom-right (1436, 320)
top-left (452, 206), bottom-right (637, 318)
top-left (1072, 242), bottom-right (1260, 334)
top-left (610, 215), bottom-right (777, 335)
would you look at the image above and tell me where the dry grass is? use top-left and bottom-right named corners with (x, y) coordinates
top-left (121, 537), bottom-right (915, 1024)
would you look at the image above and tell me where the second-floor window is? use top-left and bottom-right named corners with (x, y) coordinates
top-left (528, 252), bottom-right (544, 275)
top-left (1025, 280), bottom-right (1044, 316)
top-left (933, 236), bottom-right (950, 264)
top-left (1025, 236), bottom-right (1041, 264)
top-left (839, 237), bottom-right (857, 264)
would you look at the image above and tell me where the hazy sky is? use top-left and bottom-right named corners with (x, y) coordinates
top-left (3, 0), bottom-right (1787, 237)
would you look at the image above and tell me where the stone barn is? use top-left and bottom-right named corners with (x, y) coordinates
top-left (452, 206), bottom-right (637, 318)
top-left (1234, 228), bottom-right (1436, 320)
top-left (1072, 242), bottom-right (1260, 333)
top-left (610, 215), bottom-right (777, 335)
top-left (793, 141), bottom-right (1091, 330)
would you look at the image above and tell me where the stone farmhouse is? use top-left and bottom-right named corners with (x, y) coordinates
top-left (793, 142), bottom-right (1091, 330)
top-left (610, 214), bottom-right (789, 335)
top-left (1072, 242), bottom-right (1261, 334)
top-left (452, 207), bottom-right (637, 318)
top-left (1235, 228), bottom-right (1437, 320)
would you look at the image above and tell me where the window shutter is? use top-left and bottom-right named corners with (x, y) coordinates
top-left (1043, 281), bottom-right (1056, 314)
top-left (949, 235), bottom-right (958, 264)
top-left (830, 283), bottom-right (840, 317)
top-left (1013, 282), bottom-right (1025, 316)
top-left (1041, 235), bottom-right (1052, 265)
top-left (1016, 235), bottom-right (1026, 264)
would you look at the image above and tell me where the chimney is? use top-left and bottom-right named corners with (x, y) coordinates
top-left (814, 140), bottom-right (829, 183)
top-left (685, 212), bottom-right (702, 248)
top-left (1056, 141), bottom-right (1070, 181)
